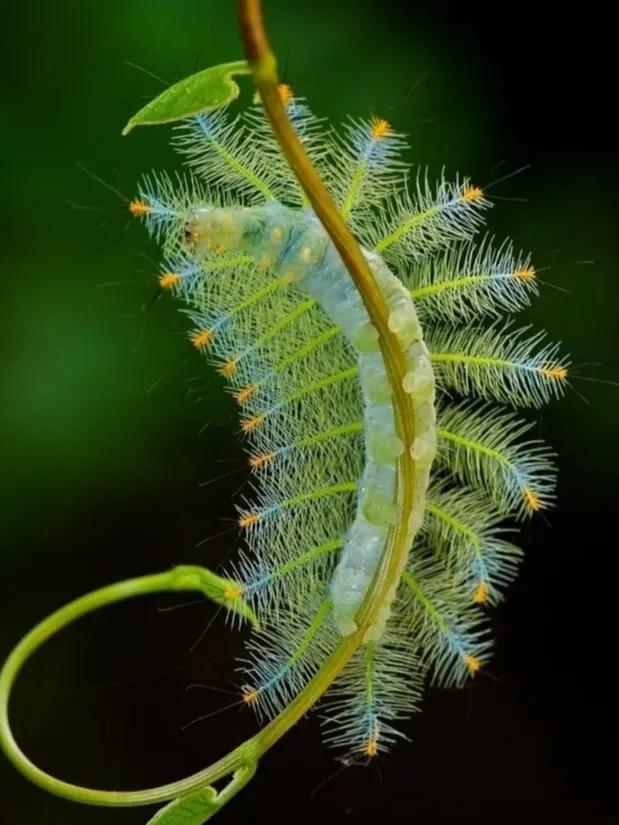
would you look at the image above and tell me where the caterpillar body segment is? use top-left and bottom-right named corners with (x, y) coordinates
top-left (130, 98), bottom-right (567, 757)
top-left (301, 240), bottom-right (437, 636)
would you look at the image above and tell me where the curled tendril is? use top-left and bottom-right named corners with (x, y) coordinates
top-left (0, 566), bottom-right (259, 817)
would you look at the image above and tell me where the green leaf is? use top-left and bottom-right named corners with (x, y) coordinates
top-left (147, 765), bottom-right (257, 825)
top-left (147, 788), bottom-right (220, 825)
top-left (122, 60), bottom-right (251, 135)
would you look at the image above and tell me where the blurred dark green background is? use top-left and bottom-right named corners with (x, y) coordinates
top-left (1, 1), bottom-right (616, 822)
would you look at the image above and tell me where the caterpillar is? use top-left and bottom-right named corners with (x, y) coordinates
top-left (0, 5), bottom-right (569, 820)
top-left (128, 88), bottom-right (565, 754)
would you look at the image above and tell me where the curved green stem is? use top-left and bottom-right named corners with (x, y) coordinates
top-left (0, 567), bottom-right (258, 807)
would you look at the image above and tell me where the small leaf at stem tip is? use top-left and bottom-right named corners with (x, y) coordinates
top-left (122, 60), bottom-right (251, 135)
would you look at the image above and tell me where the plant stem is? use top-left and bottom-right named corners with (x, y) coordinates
top-left (235, 0), bottom-right (418, 751)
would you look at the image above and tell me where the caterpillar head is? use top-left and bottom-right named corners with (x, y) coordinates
top-left (184, 205), bottom-right (245, 255)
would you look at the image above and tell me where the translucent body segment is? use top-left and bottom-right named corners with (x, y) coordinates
top-left (301, 245), bottom-right (437, 637)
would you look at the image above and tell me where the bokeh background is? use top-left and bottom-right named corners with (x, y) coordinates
top-left (1, 1), bottom-right (616, 822)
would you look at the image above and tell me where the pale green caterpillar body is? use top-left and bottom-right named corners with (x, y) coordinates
top-left (127, 92), bottom-right (567, 757)
top-left (185, 200), bottom-right (436, 640)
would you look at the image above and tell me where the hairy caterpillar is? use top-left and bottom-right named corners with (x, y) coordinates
top-left (128, 89), bottom-right (565, 755)
top-left (0, 4), bottom-right (570, 820)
